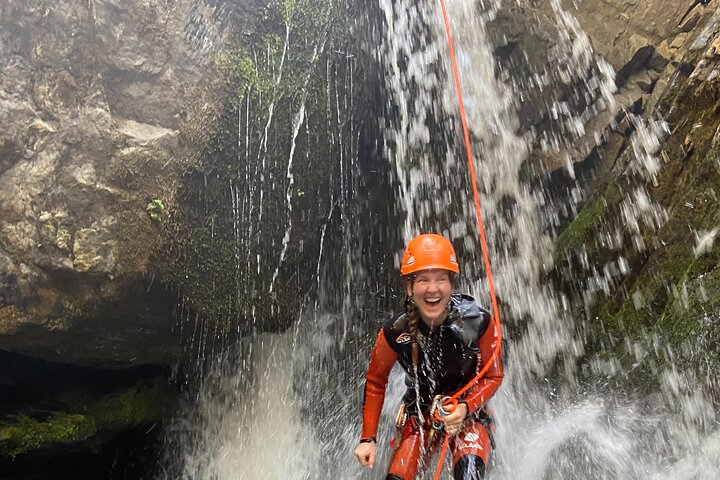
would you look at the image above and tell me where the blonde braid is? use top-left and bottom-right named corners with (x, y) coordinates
top-left (403, 275), bottom-right (421, 366)
top-left (407, 299), bottom-right (420, 366)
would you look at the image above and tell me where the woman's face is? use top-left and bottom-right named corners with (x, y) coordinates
top-left (406, 269), bottom-right (452, 328)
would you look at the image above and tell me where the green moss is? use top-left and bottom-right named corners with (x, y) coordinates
top-left (282, 0), bottom-right (297, 23)
top-left (657, 239), bottom-right (720, 338)
top-left (0, 384), bottom-right (171, 460)
top-left (555, 181), bottom-right (621, 257)
top-left (215, 47), bottom-right (260, 101)
top-left (156, 0), bottom-right (356, 332)
top-left (0, 414), bottom-right (96, 459)
top-left (565, 63), bottom-right (720, 384)
top-left (555, 194), bottom-right (606, 256)
top-left (146, 199), bottom-right (166, 222)
top-left (85, 387), bottom-right (170, 431)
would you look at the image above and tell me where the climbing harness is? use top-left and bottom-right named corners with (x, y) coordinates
top-left (430, 0), bottom-right (504, 478)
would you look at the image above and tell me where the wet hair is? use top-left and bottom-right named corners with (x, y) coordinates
top-left (406, 296), bottom-right (421, 366)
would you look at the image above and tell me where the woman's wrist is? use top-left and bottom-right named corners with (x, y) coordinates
top-left (359, 437), bottom-right (377, 444)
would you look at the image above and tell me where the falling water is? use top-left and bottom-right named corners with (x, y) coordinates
top-left (373, 0), bottom-right (718, 478)
top-left (161, 0), bottom-right (386, 477)
top-left (161, 1), bottom-right (718, 479)
top-left (377, 0), bottom-right (581, 477)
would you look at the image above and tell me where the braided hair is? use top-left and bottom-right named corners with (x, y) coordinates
top-left (406, 296), bottom-right (421, 366)
top-left (403, 275), bottom-right (421, 366)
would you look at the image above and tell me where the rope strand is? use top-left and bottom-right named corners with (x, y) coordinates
top-left (432, 1), bottom-right (503, 478)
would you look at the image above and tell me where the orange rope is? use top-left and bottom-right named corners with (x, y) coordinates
top-left (432, 0), bottom-right (503, 478)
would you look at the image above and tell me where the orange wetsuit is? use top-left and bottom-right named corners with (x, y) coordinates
top-left (361, 294), bottom-right (504, 480)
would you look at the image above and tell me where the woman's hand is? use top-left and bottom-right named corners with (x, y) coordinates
top-left (354, 441), bottom-right (377, 468)
top-left (443, 402), bottom-right (468, 436)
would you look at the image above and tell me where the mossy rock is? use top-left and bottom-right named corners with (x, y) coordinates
top-left (0, 413), bottom-right (96, 459)
top-left (86, 386), bottom-right (170, 432)
top-left (561, 51), bottom-right (720, 386)
top-left (0, 384), bottom-right (171, 460)
top-left (555, 178), bottom-right (624, 259)
top-left (154, 0), bottom-right (380, 336)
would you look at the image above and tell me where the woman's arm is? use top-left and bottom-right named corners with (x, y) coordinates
top-left (360, 328), bottom-right (398, 440)
top-left (460, 319), bottom-right (504, 413)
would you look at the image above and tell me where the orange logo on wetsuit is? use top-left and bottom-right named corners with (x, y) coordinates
top-left (396, 333), bottom-right (412, 344)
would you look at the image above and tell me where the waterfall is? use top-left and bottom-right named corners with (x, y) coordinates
top-left (160, 1), bottom-right (718, 479)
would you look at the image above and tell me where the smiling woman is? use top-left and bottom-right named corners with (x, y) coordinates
top-left (407, 269), bottom-right (453, 327)
top-left (353, 233), bottom-right (504, 480)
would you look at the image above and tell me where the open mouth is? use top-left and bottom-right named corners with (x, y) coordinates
top-left (424, 299), bottom-right (442, 307)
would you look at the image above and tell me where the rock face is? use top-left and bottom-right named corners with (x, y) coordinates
top-left (562, 0), bottom-right (709, 73)
top-left (1, 0), bottom-right (717, 372)
top-left (0, 0), bottom-right (389, 368)
top-left (483, 1), bottom-right (720, 378)
top-left (547, 3), bottom-right (720, 375)
top-left (156, 0), bottom-right (395, 342)
top-left (0, 0), bottom-right (233, 367)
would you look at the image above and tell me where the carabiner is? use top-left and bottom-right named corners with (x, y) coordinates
top-left (430, 395), bottom-right (459, 429)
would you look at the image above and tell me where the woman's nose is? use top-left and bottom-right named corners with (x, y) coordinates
top-left (426, 281), bottom-right (440, 292)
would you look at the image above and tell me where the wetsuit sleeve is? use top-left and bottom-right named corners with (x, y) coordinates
top-left (461, 319), bottom-right (503, 413)
top-left (361, 329), bottom-right (398, 439)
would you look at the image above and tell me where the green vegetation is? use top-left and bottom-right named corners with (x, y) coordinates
top-left (158, 0), bottom-right (366, 332)
top-left (0, 414), bottom-right (96, 459)
top-left (555, 60), bottom-right (720, 384)
top-left (0, 385), bottom-right (170, 460)
top-left (86, 386), bottom-right (169, 431)
top-left (283, 0), bottom-right (297, 24)
top-left (146, 199), bottom-right (166, 222)
top-left (555, 180), bottom-right (621, 258)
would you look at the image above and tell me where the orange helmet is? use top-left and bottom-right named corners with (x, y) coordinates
top-left (400, 234), bottom-right (459, 276)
